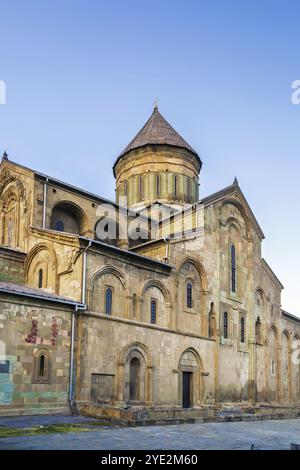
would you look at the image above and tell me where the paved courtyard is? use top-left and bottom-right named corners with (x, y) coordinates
top-left (0, 416), bottom-right (300, 450)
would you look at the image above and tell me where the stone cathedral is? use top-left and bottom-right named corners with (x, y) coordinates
top-left (0, 106), bottom-right (299, 421)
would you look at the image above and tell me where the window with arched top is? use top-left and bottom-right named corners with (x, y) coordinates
top-left (138, 176), bottom-right (143, 200)
top-left (186, 283), bottom-right (193, 309)
top-left (223, 311), bottom-right (228, 339)
top-left (255, 316), bottom-right (262, 343)
top-left (230, 244), bottom-right (236, 293)
top-left (150, 299), bottom-right (157, 324)
top-left (105, 287), bottom-right (112, 315)
top-left (240, 316), bottom-right (245, 343)
top-left (54, 220), bottom-right (64, 232)
top-left (39, 354), bottom-right (45, 377)
top-left (33, 350), bottom-right (50, 383)
top-left (156, 174), bottom-right (160, 197)
top-left (187, 178), bottom-right (191, 200)
top-left (38, 268), bottom-right (43, 289)
top-left (174, 175), bottom-right (178, 196)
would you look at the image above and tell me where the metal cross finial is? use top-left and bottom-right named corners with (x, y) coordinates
top-left (153, 99), bottom-right (159, 110)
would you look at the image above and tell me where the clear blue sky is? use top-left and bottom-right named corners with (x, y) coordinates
top-left (1, 0), bottom-right (299, 314)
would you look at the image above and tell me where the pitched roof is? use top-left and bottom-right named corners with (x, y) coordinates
top-left (113, 107), bottom-right (201, 173)
top-left (0, 281), bottom-right (84, 307)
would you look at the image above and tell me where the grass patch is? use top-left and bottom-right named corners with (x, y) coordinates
top-left (0, 421), bottom-right (111, 438)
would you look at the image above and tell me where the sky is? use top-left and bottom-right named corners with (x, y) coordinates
top-left (0, 0), bottom-right (299, 314)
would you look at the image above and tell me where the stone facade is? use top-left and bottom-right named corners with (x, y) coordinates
top-left (0, 291), bottom-right (76, 416)
top-left (0, 107), bottom-right (299, 417)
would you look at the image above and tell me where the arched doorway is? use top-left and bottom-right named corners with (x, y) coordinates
top-left (268, 326), bottom-right (279, 402)
top-left (178, 349), bottom-right (203, 408)
top-left (122, 344), bottom-right (152, 405)
top-left (129, 357), bottom-right (140, 401)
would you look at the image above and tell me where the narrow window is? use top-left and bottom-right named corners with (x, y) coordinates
top-left (38, 269), bottom-right (43, 288)
top-left (231, 244), bottom-right (236, 293)
top-left (139, 176), bottom-right (143, 200)
top-left (39, 354), bottom-right (45, 377)
top-left (271, 360), bottom-right (275, 375)
top-left (124, 182), bottom-right (127, 196)
top-left (187, 178), bottom-right (191, 200)
top-left (174, 175), bottom-right (178, 196)
top-left (255, 316), bottom-right (261, 343)
top-left (156, 174), bottom-right (160, 197)
top-left (223, 311), bottom-right (228, 339)
top-left (151, 299), bottom-right (157, 324)
top-left (240, 316), bottom-right (245, 343)
top-left (55, 220), bottom-right (64, 231)
top-left (187, 283), bottom-right (193, 308)
top-left (105, 288), bottom-right (112, 315)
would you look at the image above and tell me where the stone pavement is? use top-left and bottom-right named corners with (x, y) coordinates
top-left (0, 416), bottom-right (300, 450)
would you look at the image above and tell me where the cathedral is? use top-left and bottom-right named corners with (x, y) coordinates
top-left (0, 106), bottom-right (299, 421)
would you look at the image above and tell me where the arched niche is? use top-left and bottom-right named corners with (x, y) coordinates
top-left (0, 178), bottom-right (25, 248)
top-left (267, 325), bottom-right (279, 402)
top-left (25, 244), bottom-right (58, 293)
top-left (281, 330), bottom-right (291, 402)
top-left (140, 280), bottom-right (171, 327)
top-left (117, 342), bottom-right (153, 405)
top-left (50, 201), bottom-right (89, 235)
top-left (176, 257), bottom-right (207, 334)
top-left (89, 266), bottom-right (127, 317)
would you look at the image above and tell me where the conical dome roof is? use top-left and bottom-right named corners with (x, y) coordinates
top-left (113, 107), bottom-right (201, 175)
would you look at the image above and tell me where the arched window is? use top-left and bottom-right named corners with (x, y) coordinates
top-left (186, 283), bottom-right (193, 308)
top-left (156, 174), bottom-right (160, 197)
top-left (105, 287), bottom-right (112, 315)
top-left (39, 354), bottom-right (45, 377)
top-left (138, 176), bottom-right (143, 200)
top-left (33, 350), bottom-right (50, 383)
top-left (240, 316), bottom-right (245, 343)
top-left (223, 311), bottom-right (228, 339)
top-left (187, 178), bottom-right (191, 200)
top-left (151, 299), bottom-right (157, 324)
top-left (54, 220), bottom-right (64, 232)
top-left (174, 175), bottom-right (178, 196)
top-left (38, 269), bottom-right (43, 289)
top-left (271, 360), bottom-right (275, 375)
top-left (255, 316), bottom-right (262, 343)
top-left (231, 244), bottom-right (236, 293)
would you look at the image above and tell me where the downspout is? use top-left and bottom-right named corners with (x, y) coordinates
top-left (69, 240), bottom-right (91, 411)
top-left (42, 177), bottom-right (48, 229)
top-left (69, 306), bottom-right (77, 408)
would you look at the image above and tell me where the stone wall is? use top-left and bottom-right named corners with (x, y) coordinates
top-left (0, 247), bottom-right (25, 284)
top-left (77, 313), bottom-right (216, 407)
top-left (0, 294), bottom-right (73, 415)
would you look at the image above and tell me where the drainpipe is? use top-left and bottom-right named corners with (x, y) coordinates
top-left (42, 177), bottom-right (48, 229)
top-left (163, 237), bottom-right (169, 263)
top-left (69, 306), bottom-right (77, 408)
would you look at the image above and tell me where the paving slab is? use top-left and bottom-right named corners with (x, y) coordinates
top-left (0, 417), bottom-right (300, 450)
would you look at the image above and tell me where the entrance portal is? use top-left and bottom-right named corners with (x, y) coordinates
top-left (129, 357), bottom-right (140, 401)
top-left (182, 372), bottom-right (192, 408)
